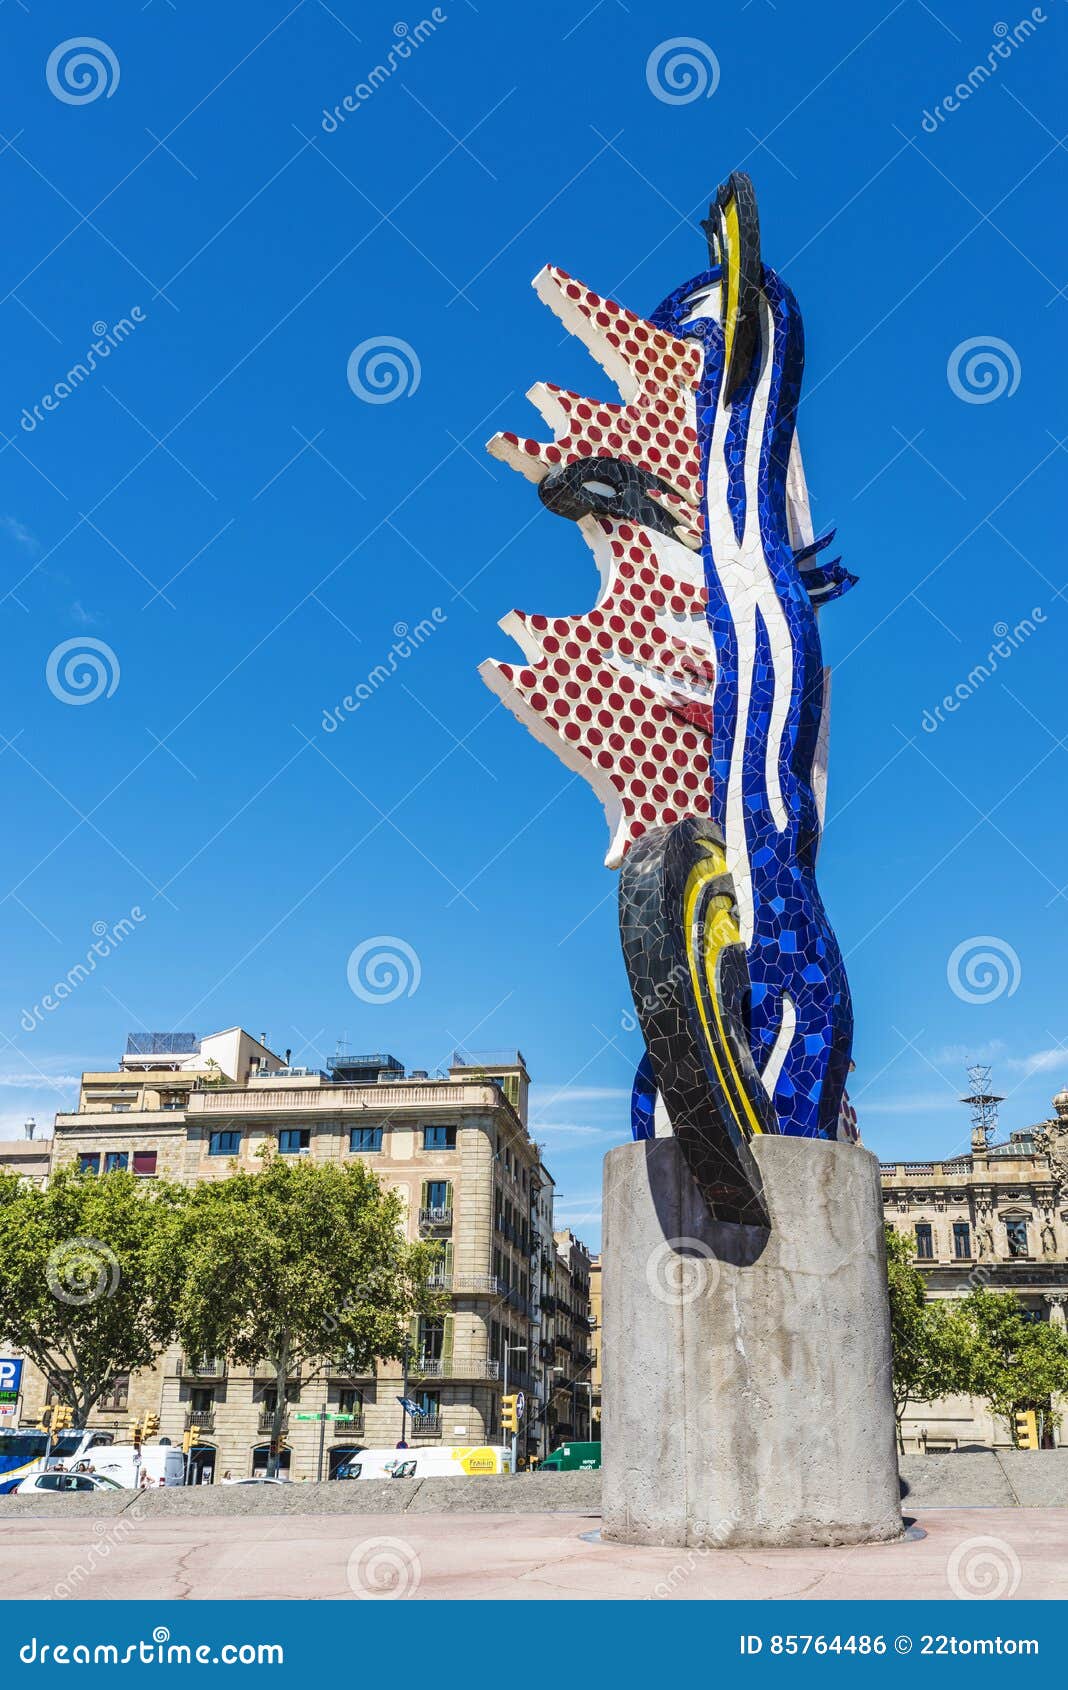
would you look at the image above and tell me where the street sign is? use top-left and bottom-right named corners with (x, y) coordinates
top-left (296, 1411), bottom-right (358, 1421)
top-left (0, 1358), bottom-right (23, 1407)
top-left (515, 1391), bottom-right (525, 1423)
top-left (294, 1413), bottom-right (320, 1421)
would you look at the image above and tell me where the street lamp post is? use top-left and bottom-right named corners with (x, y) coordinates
top-left (398, 1337), bottom-right (412, 1449)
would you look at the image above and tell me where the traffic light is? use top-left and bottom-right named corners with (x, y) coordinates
top-left (181, 1429), bottom-right (194, 1454)
top-left (1014, 1409), bottom-right (1039, 1450)
top-left (39, 1404), bottom-right (73, 1432)
top-left (501, 1394), bottom-right (519, 1435)
top-left (142, 1413), bottom-right (160, 1440)
top-left (269, 1434), bottom-right (288, 1458)
top-left (130, 1417), bottom-right (143, 1450)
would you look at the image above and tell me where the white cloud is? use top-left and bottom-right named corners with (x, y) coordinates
top-left (0, 515), bottom-right (39, 553)
top-left (1007, 1048), bottom-right (1068, 1076)
top-left (0, 1073), bottom-right (79, 1089)
top-left (529, 1122), bottom-right (617, 1142)
top-left (855, 1091), bottom-right (964, 1116)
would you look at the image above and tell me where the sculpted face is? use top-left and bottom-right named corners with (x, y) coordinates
top-left (482, 173), bottom-right (858, 1191)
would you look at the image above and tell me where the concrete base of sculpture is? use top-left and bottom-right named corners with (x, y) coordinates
top-left (601, 1135), bottom-right (904, 1549)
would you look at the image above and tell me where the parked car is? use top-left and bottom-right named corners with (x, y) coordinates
top-left (222, 1476), bottom-right (289, 1486)
top-left (16, 1471), bottom-right (125, 1496)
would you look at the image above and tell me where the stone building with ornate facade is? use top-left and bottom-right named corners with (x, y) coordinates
top-left (880, 1084), bottom-right (1068, 1451)
top-left (8, 1030), bottom-right (592, 1479)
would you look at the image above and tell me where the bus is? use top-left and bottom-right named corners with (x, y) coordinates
top-left (0, 1428), bottom-right (114, 1494)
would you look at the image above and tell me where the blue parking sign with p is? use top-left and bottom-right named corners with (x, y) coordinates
top-left (0, 1357), bottom-right (23, 1403)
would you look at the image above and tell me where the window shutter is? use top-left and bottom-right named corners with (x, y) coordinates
top-left (444, 1181), bottom-right (453, 1212)
top-left (443, 1241), bottom-right (454, 1276)
top-left (442, 1314), bottom-right (454, 1366)
top-left (420, 1180), bottom-right (429, 1211)
top-left (409, 1314), bottom-right (420, 1354)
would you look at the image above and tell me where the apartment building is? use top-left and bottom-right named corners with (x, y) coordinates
top-left (549, 1228), bottom-right (594, 1443)
top-left (14, 1031), bottom-right (588, 1478)
top-left (589, 1253), bottom-right (602, 1438)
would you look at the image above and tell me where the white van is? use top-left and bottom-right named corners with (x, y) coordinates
top-left (335, 1445), bottom-right (514, 1481)
top-left (89, 1441), bottom-right (185, 1489)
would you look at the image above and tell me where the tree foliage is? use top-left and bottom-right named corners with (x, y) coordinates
top-left (0, 1167), bottom-right (186, 1424)
top-left (885, 1228), bottom-right (1068, 1446)
top-left (884, 1227), bottom-right (963, 1435)
top-left (952, 1286), bottom-right (1068, 1443)
top-left (171, 1147), bottom-right (443, 1470)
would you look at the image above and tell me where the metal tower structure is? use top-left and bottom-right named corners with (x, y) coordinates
top-left (961, 1063), bottom-right (1003, 1149)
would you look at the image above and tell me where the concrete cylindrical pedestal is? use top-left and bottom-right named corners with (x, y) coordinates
top-left (601, 1135), bottom-right (903, 1548)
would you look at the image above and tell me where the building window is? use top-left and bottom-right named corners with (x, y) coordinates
top-left (426, 1180), bottom-right (450, 1213)
top-left (208, 1130), bottom-right (241, 1157)
top-left (423, 1124), bottom-right (456, 1151)
top-left (103, 1151), bottom-right (129, 1173)
top-left (278, 1128), bottom-right (311, 1155)
top-left (1005, 1218), bottom-right (1029, 1258)
top-left (349, 1126), bottom-right (383, 1152)
top-left (419, 1316), bottom-right (444, 1363)
top-left (953, 1221), bottom-right (971, 1259)
top-left (132, 1151), bottom-right (157, 1177)
top-left (78, 1153), bottom-right (100, 1175)
top-left (915, 1223), bottom-right (934, 1260)
top-left (97, 1375), bottom-right (130, 1413)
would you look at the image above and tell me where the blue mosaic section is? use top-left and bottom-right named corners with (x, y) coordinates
top-left (630, 1049), bottom-right (657, 1142)
top-left (647, 266), bottom-right (854, 1140)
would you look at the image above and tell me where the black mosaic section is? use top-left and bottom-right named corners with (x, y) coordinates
top-left (537, 456), bottom-right (682, 540)
top-left (619, 815), bottom-right (773, 1226)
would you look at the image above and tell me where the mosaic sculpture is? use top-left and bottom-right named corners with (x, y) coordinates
top-left (481, 173), bottom-right (855, 1227)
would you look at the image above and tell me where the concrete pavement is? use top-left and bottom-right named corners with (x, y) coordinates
top-left (2, 1507), bottom-right (1065, 1600)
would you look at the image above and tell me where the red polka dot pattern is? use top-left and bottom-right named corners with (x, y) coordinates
top-left (481, 268), bottom-right (715, 863)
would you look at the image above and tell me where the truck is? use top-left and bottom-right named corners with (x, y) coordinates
top-left (89, 1441), bottom-right (186, 1488)
top-left (334, 1445), bottom-right (515, 1480)
top-left (539, 1440), bottom-right (601, 1471)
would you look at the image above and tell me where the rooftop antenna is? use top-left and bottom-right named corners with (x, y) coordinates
top-left (961, 1063), bottom-right (1003, 1151)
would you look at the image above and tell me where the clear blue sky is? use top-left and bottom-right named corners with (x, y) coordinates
top-left (2, 0), bottom-right (1067, 1248)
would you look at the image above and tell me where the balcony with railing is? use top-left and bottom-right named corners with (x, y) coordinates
top-left (184, 1407), bottom-right (216, 1434)
top-left (419, 1206), bottom-right (453, 1230)
top-left (410, 1412), bottom-right (442, 1438)
top-left (177, 1356), bottom-right (226, 1380)
top-left (409, 1356), bottom-right (501, 1381)
top-left (326, 1355), bottom-right (375, 1379)
top-left (252, 1358), bottom-right (302, 1381)
top-left (257, 1409), bottom-right (290, 1435)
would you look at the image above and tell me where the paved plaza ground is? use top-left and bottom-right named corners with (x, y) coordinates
top-left (2, 1506), bottom-right (1065, 1601)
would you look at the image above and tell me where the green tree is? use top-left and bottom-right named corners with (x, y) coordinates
top-left (0, 1167), bottom-right (185, 1425)
top-left (173, 1147), bottom-right (443, 1474)
top-left (884, 1227), bottom-right (968, 1445)
top-left (954, 1286), bottom-right (1068, 1445)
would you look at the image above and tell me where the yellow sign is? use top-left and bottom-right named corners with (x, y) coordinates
top-left (457, 1447), bottom-right (498, 1475)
